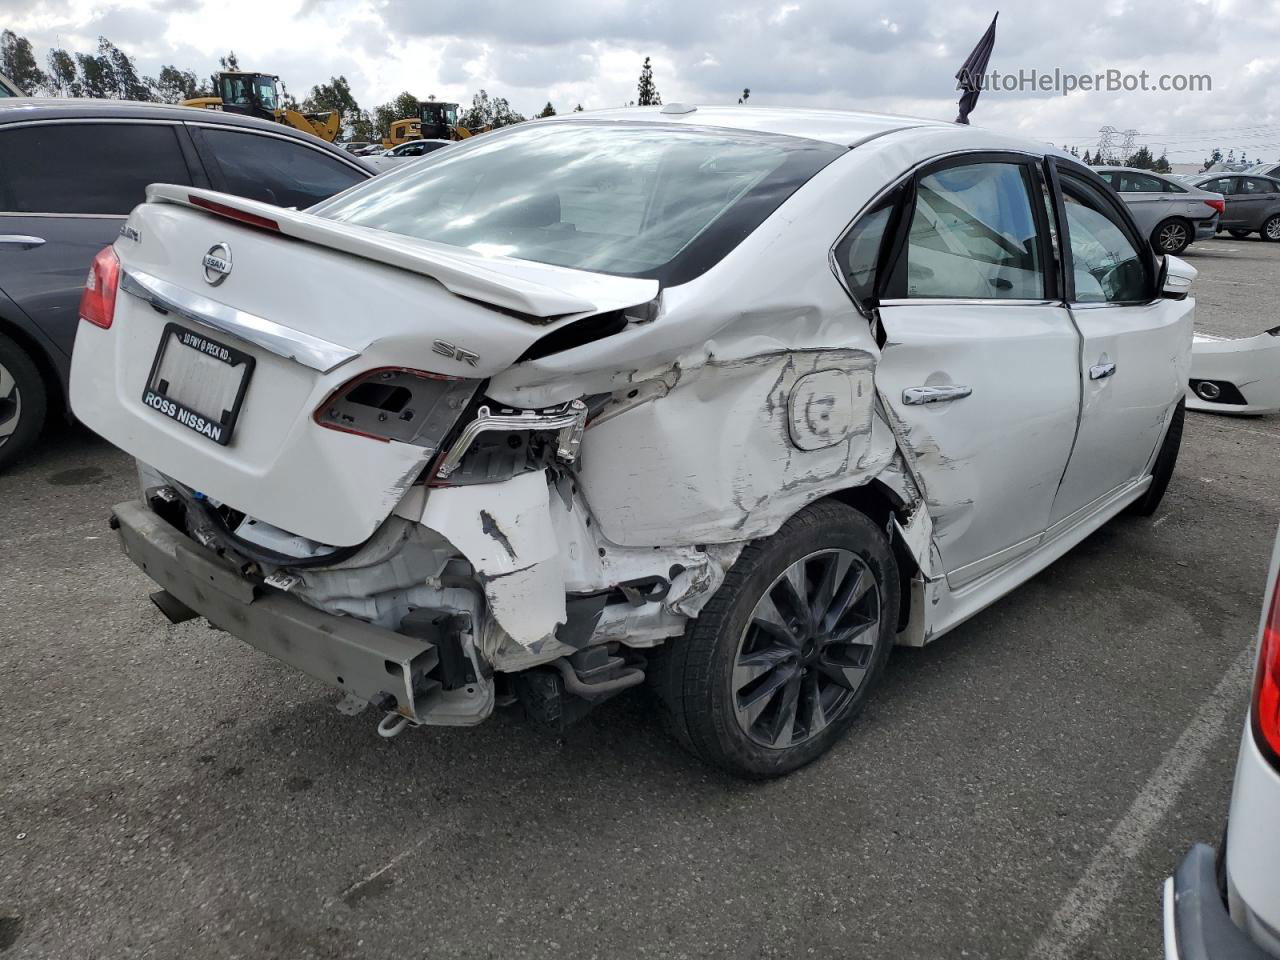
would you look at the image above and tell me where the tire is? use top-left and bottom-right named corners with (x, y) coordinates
top-left (1152, 218), bottom-right (1191, 255)
top-left (1262, 215), bottom-right (1280, 242)
top-left (651, 500), bottom-right (899, 779)
top-left (0, 331), bottom-right (48, 472)
top-left (1127, 399), bottom-right (1184, 517)
top-left (1228, 229), bottom-right (1252, 239)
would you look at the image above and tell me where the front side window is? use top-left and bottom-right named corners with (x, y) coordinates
top-left (196, 128), bottom-right (366, 208)
top-left (311, 122), bottom-right (843, 284)
top-left (0, 122), bottom-right (191, 215)
top-left (897, 162), bottom-right (1043, 299)
top-left (1059, 177), bottom-right (1148, 304)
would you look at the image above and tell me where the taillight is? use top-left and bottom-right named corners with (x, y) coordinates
top-left (79, 245), bottom-right (120, 329)
top-left (1204, 198), bottom-right (1226, 214)
top-left (1252, 565), bottom-right (1280, 769)
top-left (313, 367), bottom-right (477, 446)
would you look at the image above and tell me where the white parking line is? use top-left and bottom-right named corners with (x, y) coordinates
top-left (1027, 646), bottom-right (1254, 960)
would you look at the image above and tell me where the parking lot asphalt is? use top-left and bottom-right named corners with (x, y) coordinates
top-left (2, 236), bottom-right (1278, 960)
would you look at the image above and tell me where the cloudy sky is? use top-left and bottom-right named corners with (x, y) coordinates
top-left (5, 0), bottom-right (1280, 163)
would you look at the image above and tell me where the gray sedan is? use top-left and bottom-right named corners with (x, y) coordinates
top-left (1095, 167), bottom-right (1224, 254)
top-left (1190, 174), bottom-right (1280, 241)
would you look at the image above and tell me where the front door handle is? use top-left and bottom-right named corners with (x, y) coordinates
top-left (0, 235), bottom-right (45, 249)
top-left (1090, 362), bottom-right (1117, 380)
top-left (902, 384), bottom-right (973, 405)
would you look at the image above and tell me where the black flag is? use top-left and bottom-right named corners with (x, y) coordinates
top-left (955, 12), bottom-right (998, 125)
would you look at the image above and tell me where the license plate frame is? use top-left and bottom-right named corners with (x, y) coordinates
top-left (141, 322), bottom-right (255, 446)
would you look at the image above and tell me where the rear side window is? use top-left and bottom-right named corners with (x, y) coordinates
top-left (1059, 176), bottom-right (1149, 304)
top-left (1242, 178), bottom-right (1276, 195)
top-left (897, 162), bottom-right (1044, 300)
top-left (1201, 177), bottom-right (1236, 195)
top-left (0, 122), bottom-right (192, 215)
top-left (833, 197), bottom-right (894, 308)
top-left (194, 128), bottom-right (365, 208)
top-left (1161, 178), bottom-right (1187, 193)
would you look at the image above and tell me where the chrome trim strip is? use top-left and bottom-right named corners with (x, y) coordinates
top-left (119, 269), bottom-right (359, 374)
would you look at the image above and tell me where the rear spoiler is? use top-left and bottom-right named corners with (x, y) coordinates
top-left (144, 185), bottom-right (659, 322)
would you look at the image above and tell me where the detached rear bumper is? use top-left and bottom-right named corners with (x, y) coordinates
top-left (111, 500), bottom-right (494, 726)
top-left (1164, 844), bottom-right (1272, 960)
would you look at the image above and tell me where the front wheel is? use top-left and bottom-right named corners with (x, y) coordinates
top-left (1262, 215), bottom-right (1280, 242)
top-left (652, 500), bottom-right (899, 779)
top-left (1153, 218), bottom-right (1191, 255)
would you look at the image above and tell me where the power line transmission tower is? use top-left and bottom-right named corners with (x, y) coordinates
top-left (1119, 128), bottom-right (1138, 160)
top-left (1096, 125), bottom-right (1117, 163)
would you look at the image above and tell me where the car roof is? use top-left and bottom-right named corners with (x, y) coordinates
top-left (545, 104), bottom-right (951, 147)
top-left (0, 97), bottom-right (346, 150)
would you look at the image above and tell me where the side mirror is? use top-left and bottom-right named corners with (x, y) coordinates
top-left (1160, 254), bottom-right (1197, 300)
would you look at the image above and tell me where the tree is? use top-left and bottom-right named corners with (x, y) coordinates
top-left (71, 37), bottom-right (152, 100)
top-left (1, 30), bottom-right (46, 95)
top-left (738, 87), bottom-right (750, 104)
top-left (45, 48), bottom-right (78, 97)
top-left (460, 89), bottom-right (524, 129)
top-left (636, 56), bottom-right (661, 106)
top-left (573, 103), bottom-right (584, 112)
top-left (372, 91), bottom-right (425, 139)
top-left (1081, 149), bottom-right (1092, 165)
top-left (151, 65), bottom-right (205, 103)
top-left (1153, 150), bottom-right (1171, 174)
top-left (538, 101), bottom-right (556, 118)
top-left (348, 110), bottom-right (375, 141)
top-left (303, 75), bottom-right (367, 136)
top-left (1201, 147), bottom-right (1222, 172)
top-left (209, 51), bottom-right (240, 93)
top-left (1125, 145), bottom-right (1155, 170)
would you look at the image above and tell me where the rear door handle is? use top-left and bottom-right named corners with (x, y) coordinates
top-left (902, 384), bottom-right (972, 405)
top-left (0, 235), bottom-right (45, 249)
top-left (1090, 362), bottom-right (1117, 380)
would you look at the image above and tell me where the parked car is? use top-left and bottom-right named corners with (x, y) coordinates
top-left (69, 106), bottom-right (1194, 778)
top-left (0, 98), bottom-right (372, 469)
top-left (1164, 527), bottom-right (1280, 959)
top-left (1095, 166), bottom-right (1224, 254)
top-left (1189, 174), bottom-right (1280, 241)
top-left (363, 138), bottom-right (452, 172)
top-left (1243, 161), bottom-right (1280, 180)
top-left (1188, 326), bottom-right (1280, 415)
top-left (339, 140), bottom-right (373, 155)
top-left (0, 73), bottom-right (23, 97)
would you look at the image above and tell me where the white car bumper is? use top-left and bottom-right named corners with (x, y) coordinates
top-left (1187, 327), bottom-right (1280, 415)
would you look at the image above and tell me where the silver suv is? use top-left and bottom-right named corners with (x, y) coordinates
top-left (1096, 167), bottom-right (1224, 254)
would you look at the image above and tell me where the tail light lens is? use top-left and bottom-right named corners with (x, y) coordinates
top-left (79, 245), bottom-right (120, 329)
top-left (1204, 198), bottom-right (1226, 214)
top-left (1252, 564), bottom-right (1280, 769)
top-left (314, 367), bottom-right (477, 446)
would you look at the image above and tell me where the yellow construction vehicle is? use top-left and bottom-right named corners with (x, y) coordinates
top-left (380, 101), bottom-right (488, 150)
top-left (183, 72), bottom-right (340, 142)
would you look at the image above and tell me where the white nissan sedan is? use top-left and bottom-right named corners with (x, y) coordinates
top-left (70, 105), bottom-right (1194, 778)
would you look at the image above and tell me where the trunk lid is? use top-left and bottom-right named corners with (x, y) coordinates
top-left (70, 191), bottom-right (656, 547)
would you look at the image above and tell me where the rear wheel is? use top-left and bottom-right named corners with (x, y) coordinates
top-left (1152, 218), bottom-right (1191, 255)
top-left (1128, 399), bottom-right (1184, 517)
top-left (1262, 215), bottom-right (1280, 242)
top-left (1228, 229), bottom-right (1252, 239)
top-left (0, 332), bottom-right (47, 472)
top-left (652, 500), bottom-right (898, 779)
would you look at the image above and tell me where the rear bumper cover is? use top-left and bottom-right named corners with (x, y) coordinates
top-left (111, 499), bottom-right (494, 725)
top-left (1193, 217), bottom-right (1219, 240)
top-left (1164, 844), bottom-right (1273, 960)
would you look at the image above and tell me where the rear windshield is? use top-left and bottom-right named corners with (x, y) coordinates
top-left (311, 121), bottom-right (844, 285)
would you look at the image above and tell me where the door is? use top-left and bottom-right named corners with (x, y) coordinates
top-left (1236, 177), bottom-right (1278, 230)
top-left (188, 125), bottom-right (368, 208)
top-left (0, 120), bottom-right (199, 357)
top-left (855, 155), bottom-right (1082, 586)
top-left (1114, 170), bottom-right (1170, 237)
top-left (1047, 162), bottom-right (1192, 529)
top-left (1201, 176), bottom-right (1243, 227)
